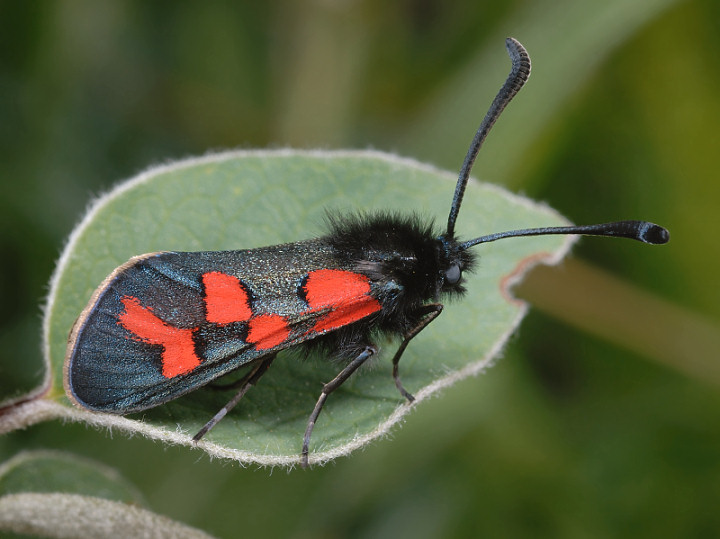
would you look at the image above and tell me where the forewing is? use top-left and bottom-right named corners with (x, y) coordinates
top-left (64, 241), bottom-right (383, 413)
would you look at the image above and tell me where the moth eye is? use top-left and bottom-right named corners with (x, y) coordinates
top-left (444, 263), bottom-right (461, 285)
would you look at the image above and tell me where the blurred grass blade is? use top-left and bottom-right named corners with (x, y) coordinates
top-left (516, 258), bottom-right (720, 385)
top-left (396, 0), bottom-right (681, 187)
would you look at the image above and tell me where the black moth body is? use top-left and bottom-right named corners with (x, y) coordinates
top-left (64, 38), bottom-right (669, 467)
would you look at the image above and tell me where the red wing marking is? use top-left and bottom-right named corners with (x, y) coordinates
top-left (304, 269), bottom-right (371, 308)
top-left (312, 298), bottom-right (383, 333)
top-left (118, 296), bottom-right (200, 378)
top-left (118, 270), bottom-right (378, 372)
top-left (247, 314), bottom-right (290, 350)
top-left (303, 269), bottom-right (382, 333)
top-left (202, 271), bottom-right (252, 324)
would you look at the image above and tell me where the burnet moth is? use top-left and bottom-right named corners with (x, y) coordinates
top-left (64, 38), bottom-right (669, 467)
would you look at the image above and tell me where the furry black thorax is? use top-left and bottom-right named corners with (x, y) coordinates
top-left (302, 212), bottom-right (476, 360)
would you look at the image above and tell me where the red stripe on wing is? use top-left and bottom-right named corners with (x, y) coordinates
top-left (312, 299), bottom-right (383, 333)
top-left (202, 271), bottom-right (253, 324)
top-left (118, 296), bottom-right (200, 378)
top-left (303, 269), bottom-right (382, 333)
top-left (248, 314), bottom-right (290, 350)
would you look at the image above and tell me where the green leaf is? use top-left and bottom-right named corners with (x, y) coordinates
top-left (0, 450), bottom-right (212, 538)
top-left (42, 150), bottom-right (570, 466)
top-left (0, 450), bottom-right (144, 503)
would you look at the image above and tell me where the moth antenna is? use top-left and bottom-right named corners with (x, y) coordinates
top-left (446, 37), bottom-right (531, 237)
top-left (459, 220), bottom-right (670, 250)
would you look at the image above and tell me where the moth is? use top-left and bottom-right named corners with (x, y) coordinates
top-left (65, 38), bottom-right (669, 466)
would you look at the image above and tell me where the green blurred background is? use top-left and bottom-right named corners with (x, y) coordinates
top-left (1, 1), bottom-right (719, 537)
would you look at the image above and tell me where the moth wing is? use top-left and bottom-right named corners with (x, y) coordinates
top-left (66, 249), bottom-right (305, 412)
top-left (64, 246), bottom-right (382, 414)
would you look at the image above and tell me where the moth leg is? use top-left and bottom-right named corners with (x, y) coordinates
top-left (391, 303), bottom-right (443, 403)
top-left (192, 353), bottom-right (277, 442)
top-left (302, 345), bottom-right (376, 468)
